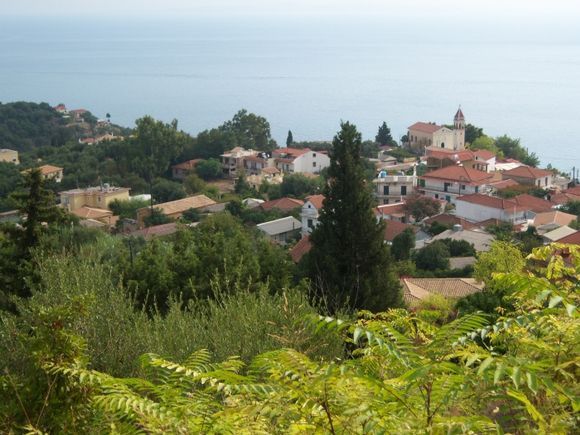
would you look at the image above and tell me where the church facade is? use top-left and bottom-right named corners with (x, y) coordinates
top-left (407, 108), bottom-right (466, 153)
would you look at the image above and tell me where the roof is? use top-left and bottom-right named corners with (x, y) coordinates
top-left (502, 165), bottom-right (553, 179)
top-left (549, 191), bottom-right (580, 205)
top-left (401, 277), bottom-right (483, 305)
top-left (408, 122), bottom-right (442, 134)
top-left (261, 167), bottom-right (280, 175)
top-left (454, 107), bottom-right (465, 121)
top-left (555, 230), bottom-right (580, 245)
top-left (71, 206), bottom-right (113, 220)
top-left (472, 149), bottom-right (495, 160)
top-left (290, 235), bottom-right (312, 263)
top-left (130, 223), bottom-right (178, 240)
top-left (260, 197), bottom-right (304, 212)
top-left (512, 194), bottom-right (554, 213)
top-left (533, 211), bottom-right (577, 228)
top-left (37, 164), bottom-right (63, 175)
top-left (456, 194), bottom-right (526, 212)
top-left (60, 186), bottom-right (130, 196)
top-left (542, 226), bottom-right (577, 242)
top-left (489, 179), bottom-right (520, 190)
top-left (384, 220), bottom-right (415, 242)
top-left (565, 186), bottom-right (580, 196)
top-left (375, 203), bottom-right (406, 218)
top-left (257, 216), bottom-right (302, 236)
top-left (305, 194), bottom-right (325, 210)
top-left (424, 213), bottom-right (478, 230)
top-left (421, 166), bottom-right (493, 185)
top-left (430, 228), bottom-right (494, 252)
top-left (172, 159), bottom-right (200, 170)
top-left (273, 147), bottom-right (310, 158)
top-left (145, 195), bottom-right (217, 216)
top-left (426, 147), bottom-right (474, 162)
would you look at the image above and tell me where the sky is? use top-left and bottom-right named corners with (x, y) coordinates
top-left (3, 0), bottom-right (580, 20)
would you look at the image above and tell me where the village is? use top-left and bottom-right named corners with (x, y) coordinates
top-left (2, 106), bottom-right (579, 304)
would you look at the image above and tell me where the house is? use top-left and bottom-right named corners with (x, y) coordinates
top-left (246, 167), bottom-right (283, 190)
top-left (272, 148), bottom-right (330, 174)
top-left (242, 198), bottom-right (265, 209)
top-left (259, 197), bottom-right (304, 213)
top-left (384, 220), bottom-right (416, 243)
top-left (257, 216), bottom-right (302, 245)
top-left (401, 277), bottom-right (484, 306)
top-left (495, 158), bottom-right (525, 172)
top-left (69, 109), bottom-right (88, 122)
top-left (541, 226), bottom-right (577, 244)
top-left (502, 166), bottom-right (554, 189)
top-left (554, 230), bottom-right (580, 245)
top-left (71, 206), bottom-right (117, 228)
top-left (425, 148), bottom-right (495, 173)
top-left (242, 154), bottom-right (271, 176)
top-left (532, 211), bottom-right (577, 233)
top-left (488, 178), bottom-right (520, 191)
top-left (511, 194), bottom-right (554, 214)
top-left (136, 194), bottom-right (216, 228)
top-left (290, 235), bottom-right (312, 263)
top-left (301, 194), bottom-right (324, 235)
top-left (373, 168), bottom-right (417, 205)
top-left (129, 222), bottom-right (179, 240)
top-left (548, 186), bottom-right (580, 206)
top-left (407, 107), bottom-right (465, 153)
top-left (418, 166), bottom-right (495, 204)
top-left (455, 194), bottom-right (528, 224)
top-left (171, 159), bottom-right (200, 180)
top-left (423, 213), bottom-right (478, 230)
top-left (53, 104), bottom-right (68, 114)
top-left (0, 149), bottom-right (19, 165)
top-left (221, 147), bottom-right (262, 178)
top-left (60, 184), bottom-right (130, 212)
top-left (375, 202), bottom-right (408, 223)
top-left (37, 165), bottom-right (64, 182)
top-left (428, 226), bottom-right (494, 252)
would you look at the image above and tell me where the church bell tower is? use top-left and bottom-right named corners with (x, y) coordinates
top-left (453, 106), bottom-right (466, 150)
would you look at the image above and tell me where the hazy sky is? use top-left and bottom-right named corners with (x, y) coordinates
top-left (3, 0), bottom-right (580, 20)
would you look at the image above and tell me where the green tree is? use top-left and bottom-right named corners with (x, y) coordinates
top-left (143, 208), bottom-right (173, 228)
top-left (470, 135), bottom-right (502, 157)
top-left (286, 130), bottom-right (293, 147)
top-left (307, 122), bottom-right (401, 312)
top-left (279, 173), bottom-right (321, 198)
top-left (375, 121), bottom-right (394, 146)
top-left (495, 135), bottom-right (540, 167)
top-left (464, 123), bottom-right (484, 144)
top-left (473, 240), bottom-right (525, 285)
top-left (108, 198), bottom-right (149, 219)
top-left (195, 158), bottom-right (222, 180)
top-left (560, 200), bottom-right (580, 217)
top-left (391, 227), bottom-right (415, 261)
top-left (360, 140), bottom-right (380, 158)
top-left (181, 207), bottom-right (200, 223)
top-left (414, 241), bottom-right (450, 271)
top-left (183, 173), bottom-right (207, 195)
top-left (221, 109), bottom-right (276, 152)
top-left (404, 193), bottom-right (441, 221)
top-left (151, 178), bottom-right (186, 203)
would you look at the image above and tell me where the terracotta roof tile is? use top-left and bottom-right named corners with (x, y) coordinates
top-left (555, 230), bottom-right (580, 244)
top-left (423, 213), bottom-right (477, 230)
top-left (456, 194), bottom-right (526, 211)
top-left (408, 122), bottom-right (442, 134)
top-left (401, 277), bottom-right (483, 304)
top-left (143, 195), bottom-right (216, 216)
top-left (131, 223), bottom-right (178, 240)
top-left (290, 235), bottom-right (312, 263)
top-left (512, 194), bottom-right (554, 213)
top-left (421, 166), bottom-right (493, 185)
top-left (305, 194), bottom-right (325, 210)
top-left (503, 165), bottom-right (552, 179)
top-left (260, 197), bottom-right (304, 212)
top-left (473, 149), bottom-right (495, 160)
top-left (37, 164), bottom-right (63, 175)
top-left (533, 211), bottom-right (577, 227)
top-left (384, 220), bottom-right (415, 242)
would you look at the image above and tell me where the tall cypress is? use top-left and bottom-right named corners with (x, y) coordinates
top-left (307, 122), bottom-right (401, 313)
top-left (375, 121), bottom-right (394, 146)
top-left (286, 130), bottom-right (294, 147)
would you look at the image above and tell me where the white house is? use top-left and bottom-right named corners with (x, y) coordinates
top-left (419, 166), bottom-right (495, 204)
top-left (300, 194), bottom-right (324, 235)
top-left (455, 194), bottom-right (528, 224)
top-left (272, 148), bottom-right (330, 174)
top-left (373, 167), bottom-right (417, 205)
top-left (257, 216), bottom-right (302, 245)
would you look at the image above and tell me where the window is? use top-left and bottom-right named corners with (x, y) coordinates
top-left (401, 185), bottom-right (407, 195)
top-left (307, 219), bottom-right (313, 228)
top-left (545, 177), bottom-right (548, 186)
top-left (435, 194), bottom-right (439, 199)
top-left (440, 142), bottom-right (445, 148)
top-left (312, 153), bottom-right (316, 157)
top-left (312, 162), bottom-right (316, 167)
top-left (461, 184), bottom-right (466, 190)
top-left (446, 195), bottom-right (451, 202)
top-left (444, 182), bottom-right (450, 192)
top-left (383, 199), bottom-right (389, 204)
top-left (475, 186), bottom-right (479, 193)
top-left (383, 186), bottom-right (389, 195)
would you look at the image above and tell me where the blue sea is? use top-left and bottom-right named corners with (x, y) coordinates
top-left (1, 16), bottom-right (579, 170)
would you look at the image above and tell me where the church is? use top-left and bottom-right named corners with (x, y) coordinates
top-left (407, 108), bottom-right (466, 153)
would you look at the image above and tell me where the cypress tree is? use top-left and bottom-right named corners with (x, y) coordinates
top-left (307, 122), bottom-right (401, 313)
top-left (286, 130), bottom-right (294, 147)
top-left (375, 121), bottom-right (394, 146)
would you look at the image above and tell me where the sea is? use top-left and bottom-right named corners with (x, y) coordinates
top-left (1, 16), bottom-right (579, 171)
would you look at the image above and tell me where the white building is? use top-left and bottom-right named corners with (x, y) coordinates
top-left (257, 216), bottom-right (302, 245)
top-left (455, 194), bottom-right (528, 224)
top-left (373, 166), bottom-right (417, 205)
top-left (419, 166), bottom-right (495, 204)
top-left (407, 107), bottom-right (466, 153)
top-left (300, 194), bottom-right (324, 235)
top-left (273, 148), bottom-right (330, 174)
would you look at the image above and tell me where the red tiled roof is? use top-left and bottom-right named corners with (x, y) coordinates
top-left (172, 159), bottom-right (201, 171)
top-left (402, 277), bottom-right (483, 304)
top-left (421, 166), bottom-right (493, 185)
top-left (305, 194), bottom-right (325, 210)
top-left (489, 179), bottom-right (520, 190)
top-left (131, 223), bottom-right (178, 240)
top-left (555, 231), bottom-right (580, 245)
top-left (512, 194), bottom-right (554, 213)
top-left (564, 186), bottom-right (580, 196)
top-left (375, 203), bottom-right (406, 217)
top-left (533, 211), bottom-right (577, 227)
top-left (408, 122), bottom-right (442, 134)
top-left (426, 147), bottom-right (474, 162)
top-left (290, 235), bottom-right (312, 263)
top-left (273, 147), bottom-right (310, 158)
top-left (384, 220), bottom-right (415, 242)
top-left (36, 164), bottom-right (63, 175)
top-left (456, 194), bottom-right (526, 211)
top-left (260, 197), bottom-right (304, 212)
top-left (261, 167), bottom-right (280, 175)
top-left (549, 191), bottom-right (580, 205)
top-left (503, 165), bottom-right (552, 179)
top-left (423, 213), bottom-right (477, 230)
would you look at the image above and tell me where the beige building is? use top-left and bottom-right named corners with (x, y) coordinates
top-left (502, 166), bottom-right (554, 188)
top-left (373, 167), bottom-right (417, 205)
top-left (136, 194), bottom-right (216, 228)
top-left (60, 184), bottom-right (130, 212)
top-left (0, 149), bottom-right (19, 165)
top-left (38, 165), bottom-right (64, 182)
top-left (408, 108), bottom-right (465, 153)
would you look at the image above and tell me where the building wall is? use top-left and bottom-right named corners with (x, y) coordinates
top-left (374, 175), bottom-right (416, 205)
top-left (300, 201), bottom-right (320, 235)
top-left (408, 129), bottom-right (434, 151)
top-left (293, 151), bottom-right (330, 174)
top-left (503, 173), bottom-right (553, 188)
top-left (455, 200), bottom-right (526, 223)
top-left (432, 128), bottom-right (456, 150)
top-left (421, 179), bottom-right (482, 204)
top-left (0, 149), bottom-right (19, 164)
top-left (61, 189), bottom-right (129, 212)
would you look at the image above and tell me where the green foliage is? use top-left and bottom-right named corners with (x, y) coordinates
top-left (307, 122), bottom-right (402, 312)
top-left (279, 173), bottom-right (322, 198)
top-left (194, 158), bottom-right (222, 180)
top-left (404, 192), bottom-right (441, 221)
top-left (470, 135), bottom-right (503, 158)
top-left (360, 139), bottom-right (380, 158)
top-left (437, 238), bottom-right (476, 257)
top-left (391, 227), bottom-right (415, 261)
top-left (560, 200), bottom-right (580, 217)
top-left (495, 135), bottom-right (540, 167)
top-left (474, 241), bottom-right (525, 285)
top-left (385, 146), bottom-right (415, 162)
top-left (143, 208), bottom-right (173, 228)
top-left (464, 123), bottom-right (484, 144)
top-left (151, 177), bottom-right (186, 203)
top-left (108, 198), bottom-right (149, 219)
top-left (428, 221), bottom-right (450, 236)
top-left (183, 172), bottom-right (206, 194)
top-left (414, 241), bottom-right (450, 271)
top-left (0, 162), bottom-right (23, 212)
top-left (180, 207), bottom-right (200, 223)
top-left (375, 121), bottom-right (395, 146)
top-left (221, 109), bottom-right (277, 152)
top-left (286, 130), bottom-right (293, 146)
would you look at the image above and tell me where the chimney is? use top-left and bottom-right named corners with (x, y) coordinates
top-left (452, 224), bottom-right (463, 232)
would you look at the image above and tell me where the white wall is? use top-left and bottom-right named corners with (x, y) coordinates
top-left (455, 200), bottom-right (526, 223)
top-left (294, 151), bottom-right (330, 174)
top-left (300, 201), bottom-right (320, 235)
